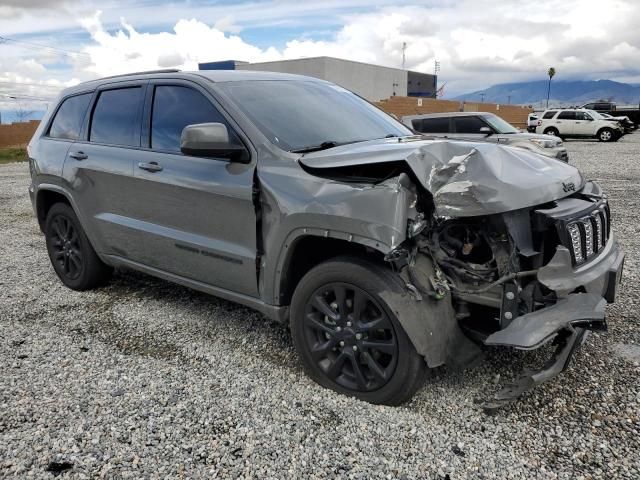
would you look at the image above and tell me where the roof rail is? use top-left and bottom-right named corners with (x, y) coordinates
top-left (96, 69), bottom-right (182, 81)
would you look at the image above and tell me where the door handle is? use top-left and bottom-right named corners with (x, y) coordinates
top-left (138, 161), bottom-right (163, 172)
top-left (69, 151), bottom-right (88, 161)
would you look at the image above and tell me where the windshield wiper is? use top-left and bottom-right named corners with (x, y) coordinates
top-left (290, 141), bottom-right (340, 154)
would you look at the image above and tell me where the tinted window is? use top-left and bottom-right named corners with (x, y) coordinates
top-left (217, 81), bottom-right (411, 152)
top-left (557, 111), bottom-right (576, 120)
top-left (543, 111), bottom-right (557, 119)
top-left (90, 87), bottom-right (143, 146)
top-left (151, 85), bottom-right (236, 152)
top-left (582, 103), bottom-right (595, 110)
top-left (453, 116), bottom-right (487, 133)
top-left (576, 111), bottom-right (592, 120)
top-left (595, 103), bottom-right (610, 110)
top-left (48, 93), bottom-right (91, 140)
top-left (413, 117), bottom-right (450, 133)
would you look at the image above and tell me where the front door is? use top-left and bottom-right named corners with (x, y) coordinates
top-left (126, 81), bottom-right (258, 297)
top-left (573, 111), bottom-right (596, 136)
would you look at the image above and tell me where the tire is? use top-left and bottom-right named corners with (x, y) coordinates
top-left (44, 202), bottom-right (113, 290)
top-left (290, 256), bottom-right (426, 405)
top-left (597, 128), bottom-right (615, 142)
top-left (544, 127), bottom-right (560, 137)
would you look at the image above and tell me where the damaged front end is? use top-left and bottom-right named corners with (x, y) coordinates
top-left (300, 139), bottom-right (624, 408)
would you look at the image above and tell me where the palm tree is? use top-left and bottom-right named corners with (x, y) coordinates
top-left (546, 67), bottom-right (556, 108)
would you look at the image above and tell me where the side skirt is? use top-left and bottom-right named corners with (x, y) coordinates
top-left (104, 254), bottom-right (288, 323)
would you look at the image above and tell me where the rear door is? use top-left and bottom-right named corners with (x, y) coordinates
top-left (125, 80), bottom-right (258, 296)
top-left (554, 110), bottom-right (576, 135)
top-left (62, 81), bottom-right (146, 257)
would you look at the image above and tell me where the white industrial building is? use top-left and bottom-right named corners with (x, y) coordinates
top-left (199, 57), bottom-right (437, 102)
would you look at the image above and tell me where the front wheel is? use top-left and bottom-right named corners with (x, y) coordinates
top-left (290, 257), bottom-right (426, 405)
top-left (598, 128), bottom-right (615, 142)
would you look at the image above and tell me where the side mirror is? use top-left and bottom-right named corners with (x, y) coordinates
top-left (180, 123), bottom-right (249, 163)
top-left (479, 126), bottom-right (493, 136)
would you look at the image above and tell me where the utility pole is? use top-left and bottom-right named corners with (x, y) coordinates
top-left (507, 95), bottom-right (511, 104)
top-left (402, 42), bottom-right (407, 69)
top-left (480, 93), bottom-right (486, 103)
top-left (434, 60), bottom-right (440, 76)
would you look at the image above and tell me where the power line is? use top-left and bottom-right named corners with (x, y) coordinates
top-left (0, 92), bottom-right (55, 101)
top-left (0, 35), bottom-right (91, 59)
top-left (0, 80), bottom-right (63, 90)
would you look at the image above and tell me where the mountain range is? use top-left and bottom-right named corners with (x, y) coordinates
top-left (453, 80), bottom-right (640, 107)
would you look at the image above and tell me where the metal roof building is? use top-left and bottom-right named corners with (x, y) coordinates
top-left (199, 56), bottom-right (437, 102)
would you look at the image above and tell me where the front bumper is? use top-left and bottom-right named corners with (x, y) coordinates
top-left (479, 235), bottom-right (624, 410)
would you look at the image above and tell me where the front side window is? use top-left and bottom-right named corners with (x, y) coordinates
top-left (453, 116), bottom-right (487, 134)
top-left (482, 114), bottom-right (518, 134)
top-left (576, 111), bottom-right (592, 121)
top-left (415, 117), bottom-right (450, 133)
top-left (217, 80), bottom-right (412, 152)
top-left (557, 111), bottom-right (576, 120)
top-left (90, 87), bottom-right (143, 146)
top-left (151, 85), bottom-right (237, 152)
top-left (48, 93), bottom-right (92, 140)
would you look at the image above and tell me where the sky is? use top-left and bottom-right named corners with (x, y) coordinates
top-left (1, 0), bottom-right (639, 114)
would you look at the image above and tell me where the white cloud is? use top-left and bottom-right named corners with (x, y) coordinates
top-left (1, 0), bottom-right (640, 103)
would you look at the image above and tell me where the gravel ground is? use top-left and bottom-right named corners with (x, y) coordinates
top-left (1, 134), bottom-right (639, 479)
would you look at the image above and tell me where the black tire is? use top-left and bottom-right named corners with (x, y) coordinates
top-left (544, 127), bottom-right (560, 137)
top-left (44, 202), bottom-right (112, 290)
top-left (290, 256), bottom-right (426, 405)
top-left (597, 128), bottom-right (615, 142)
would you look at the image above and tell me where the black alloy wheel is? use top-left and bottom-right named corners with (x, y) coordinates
top-left (44, 202), bottom-right (112, 290)
top-left (302, 282), bottom-right (398, 392)
top-left (49, 214), bottom-right (84, 281)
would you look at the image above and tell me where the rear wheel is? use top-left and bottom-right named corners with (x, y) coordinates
top-left (544, 127), bottom-right (560, 137)
top-left (598, 128), bottom-right (614, 142)
top-left (290, 257), bottom-right (426, 405)
top-left (45, 203), bottom-right (112, 290)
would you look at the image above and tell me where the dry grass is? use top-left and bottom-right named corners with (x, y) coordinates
top-left (0, 146), bottom-right (28, 165)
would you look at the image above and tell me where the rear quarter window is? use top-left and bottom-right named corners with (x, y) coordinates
top-left (48, 93), bottom-right (92, 140)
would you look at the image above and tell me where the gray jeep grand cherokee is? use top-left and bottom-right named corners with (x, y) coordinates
top-left (28, 70), bottom-right (624, 407)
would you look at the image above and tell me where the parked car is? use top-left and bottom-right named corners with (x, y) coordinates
top-left (28, 70), bottom-right (624, 407)
top-left (600, 113), bottom-right (635, 133)
top-left (536, 108), bottom-right (624, 142)
top-left (402, 112), bottom-right (569, 161)
top-left (580, 101), bottom-right (640, 126)
top-left (527, 113), bottom-right (539, 133)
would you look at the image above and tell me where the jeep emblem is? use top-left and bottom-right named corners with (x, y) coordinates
top-left (562, 182), bottom-right (575, 192)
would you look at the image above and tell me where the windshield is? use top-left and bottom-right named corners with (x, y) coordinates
top-left (217, 80), bottom-right (413, 152)
top-left (586, 109), bottom-right (604, 119)
top-left (482, 113), bottom-right (519, 134)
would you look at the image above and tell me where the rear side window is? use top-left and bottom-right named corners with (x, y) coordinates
top-left (453, 116), bottom-right (487, 133)
top-left (48, 93), bottom-right (92, 140)
top-left (90, 87), bottom-right (143, 146)
top-left (414, 117), bottom-right (450, 133)
top-left (150, 85), bottom-right (237, 153)
top-left (543, 111), bottom-right (557, 119)
top-left (557, 111), bottom-right (576, 120)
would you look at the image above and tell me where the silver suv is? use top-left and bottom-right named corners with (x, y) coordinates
top-left (402, 112), bottom-right (569, 162)
top-left (28, 70), bottom-right (624, 407)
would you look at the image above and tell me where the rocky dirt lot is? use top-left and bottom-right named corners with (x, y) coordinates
top-left (1, 135), bottom-right (639, 479)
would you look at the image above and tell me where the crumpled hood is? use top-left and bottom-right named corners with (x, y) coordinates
top-left (299, 138), bottom-right (584, 217)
